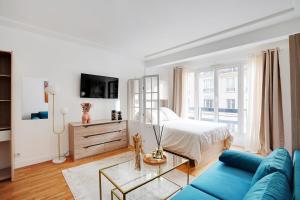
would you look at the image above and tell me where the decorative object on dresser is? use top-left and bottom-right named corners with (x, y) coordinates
top-left (68, 120), bottom-right (128, 160)
top-left (117, 111), bottom-right (122, 120)
top-left (111, 110), bottom-right (117, 120)
top-left (81, 102), bottom-right (91, 124)
top-left (45, 84), bottom-right (69, 164)
top-left (0, 51), bottom-right (14, 181)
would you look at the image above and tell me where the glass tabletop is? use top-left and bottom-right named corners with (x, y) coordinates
top-left (100, 152), bottom-right (188, 193)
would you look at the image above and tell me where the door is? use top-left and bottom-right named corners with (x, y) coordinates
top-left (143, 75), bottom-right (160, 125)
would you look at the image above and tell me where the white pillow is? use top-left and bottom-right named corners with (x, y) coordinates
top-left (145, 109), bottom-right (168, 123)
top-left (160, 107), bottom-right (180, 121)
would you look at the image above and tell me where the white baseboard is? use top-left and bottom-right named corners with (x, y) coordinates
top-left (15, 155), bottom-right (52, 169)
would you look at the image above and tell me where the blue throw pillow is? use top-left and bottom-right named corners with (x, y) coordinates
top-left (219, 150), bottom-right (263, 173)
top-left (294, 150), bottom-right (300, 200)
top-left (244, 172), bottom-right (292, 200)
top-left (251, 147), bottom-right (292, 186)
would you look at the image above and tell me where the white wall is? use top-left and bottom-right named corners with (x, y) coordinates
top-left (146, 39), bottom-right (292, 153)
top-left (0, 25), bottom-right (144, 168)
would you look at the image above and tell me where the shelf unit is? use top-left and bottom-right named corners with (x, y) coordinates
top-left (0, 51), bottom-right (13, 181)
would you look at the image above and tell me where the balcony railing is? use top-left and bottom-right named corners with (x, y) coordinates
top-left (200, 107), bottom-right (238, 113)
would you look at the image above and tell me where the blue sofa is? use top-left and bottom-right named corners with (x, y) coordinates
top-left (172, 148), bottom-right (299, 200)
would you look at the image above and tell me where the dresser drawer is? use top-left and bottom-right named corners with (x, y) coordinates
top-left (75, 143), bottom-right (105, 160)
top-left (69, 120), bottom-right (128, 160)
top-left (74, 121), bottom-right (127, 136)
top-left (75, 130), bottom-right (127, 147)
top-left (74, 137), bottom-right (128, 160)
top-left (104, 137), bottom-right (128, 152)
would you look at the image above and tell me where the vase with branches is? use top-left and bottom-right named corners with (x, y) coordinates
top-left (152, 125), bottom-right (165, 160)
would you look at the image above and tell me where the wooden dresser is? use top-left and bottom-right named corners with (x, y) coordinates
top-left (68, 120), bottom-right (128, 160)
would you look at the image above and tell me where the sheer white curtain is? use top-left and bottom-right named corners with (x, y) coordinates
top-left (245, 54), bottom-right (263, 153)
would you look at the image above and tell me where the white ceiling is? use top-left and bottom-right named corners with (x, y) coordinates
top-left (0, 0), bottom-right (299, 59)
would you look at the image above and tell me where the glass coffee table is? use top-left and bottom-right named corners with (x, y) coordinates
top-left (99, 152), bottom-right (190, 200)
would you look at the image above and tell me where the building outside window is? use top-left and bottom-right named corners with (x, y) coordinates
top-left (203, 79), bottom-right (213, 93)
top-left (227, 99), bottom-right (235, 109)
top-left (204, 99), bottom-right (213, 108)
top-left (186, 72), bottom-right (195, 119)
top-left (226, 78), bottom-right (235, 92)
top-left (186, 65), bottom-right (247, 146)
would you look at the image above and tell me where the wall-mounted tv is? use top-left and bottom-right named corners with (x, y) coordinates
top-left (80, 73), bottom-right (119, 99)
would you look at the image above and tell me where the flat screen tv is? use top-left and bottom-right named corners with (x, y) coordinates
top-left (80, 73), bottom-right (119, 98)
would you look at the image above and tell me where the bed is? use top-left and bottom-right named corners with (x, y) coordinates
top-left (159, 107), bottom-right (233, 166)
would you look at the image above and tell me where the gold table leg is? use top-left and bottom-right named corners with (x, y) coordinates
top-left (187, 161), bottom-right (190, 184)
top-left (99, 171), bottom-right (102, 200)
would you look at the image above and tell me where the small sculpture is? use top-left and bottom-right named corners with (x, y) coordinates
top-left (81, 103), bottom-right (92, 124)
top-left (117, 111), bottom-right (122, 120)
top-left (132, 133), bottom-right (143, 170)
top-left (111, 110), bottom-right (117, 120)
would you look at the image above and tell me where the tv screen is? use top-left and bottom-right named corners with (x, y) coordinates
top-left (80, 73), bottom-right (119, 98)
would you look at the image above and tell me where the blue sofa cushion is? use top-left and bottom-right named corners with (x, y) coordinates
top-left (243, 172), bottom-right (292, 200)
top-left (251, 147), bottom-right (293, 186)
top-left (294, 150), bottom-right (300, 200)
top-left (191, 161), bottom-right (253, 200)
top-left (171, 185), bottom-right (219, 200)
top-left (219, 150), bottom-right (263, 173)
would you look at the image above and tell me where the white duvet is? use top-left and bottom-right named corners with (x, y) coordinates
top-left (161, 119), bottom-right (233, 164)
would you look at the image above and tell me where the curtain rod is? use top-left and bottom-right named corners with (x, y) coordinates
top-left (262, 48), bottom-right (279, 53)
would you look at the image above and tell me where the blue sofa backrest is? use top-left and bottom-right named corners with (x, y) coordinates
top-left (294, 150), bottom-right (300, 200)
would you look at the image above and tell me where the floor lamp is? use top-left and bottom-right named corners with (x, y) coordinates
top-left (46, 85), bottom-right (68, 164)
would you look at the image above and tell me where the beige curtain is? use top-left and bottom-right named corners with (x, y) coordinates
top-left (172, 67), bottom-right (187, 117)
top-left (289, 33), bottom-right (300, 151)
top-left (259, 49), bottom-right (284, 154)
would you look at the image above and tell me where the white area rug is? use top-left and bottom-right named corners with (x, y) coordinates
top-left (62, 152), bottom-right (194, 200)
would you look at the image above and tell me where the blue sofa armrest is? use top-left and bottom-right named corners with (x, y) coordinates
top-left (294, 150), bottom-right (300, 200)
top-left (219, 150), bottom-right (263, 173)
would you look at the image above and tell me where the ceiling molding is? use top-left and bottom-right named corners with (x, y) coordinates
top-left (145, 16), bottom-right (300, 68)
top-left (0, 16), bottom-right (141, 60)
top-left (145, 7), bottom-right (295, 60)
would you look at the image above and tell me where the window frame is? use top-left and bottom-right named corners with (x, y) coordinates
top-left (188, 63), bottom-right (246, 137)
top-left (143, 74), bottom-right (160, 125)
top-left (127, 78), bottom-right (142, 121)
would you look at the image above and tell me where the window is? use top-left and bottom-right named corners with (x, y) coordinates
top-left (128, 75), bottom-right (160, 125)
top-left (204, 99), bottom-right (213, 108)
top-left (186, 72), bottom-right (195, 119)
top-left (199, 71), bottom-right (215, 121)
top-left (185, 64), bottom-right (247, 146)
top-left (226, 78), bottom-right (235, 92)
top-left (144, 75), bottom-right (159, 124)
top-left (128, 79), bottom-right (141, 121)
top-left (217, 67), bottom-right (239, 136)
top-left (203, 79), bottom-right (213, 93)
top-left (227, 99), bottom-right (235, 109)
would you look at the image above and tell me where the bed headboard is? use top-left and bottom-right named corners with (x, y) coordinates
top-left (160, 99), bottom-right (168, 107)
